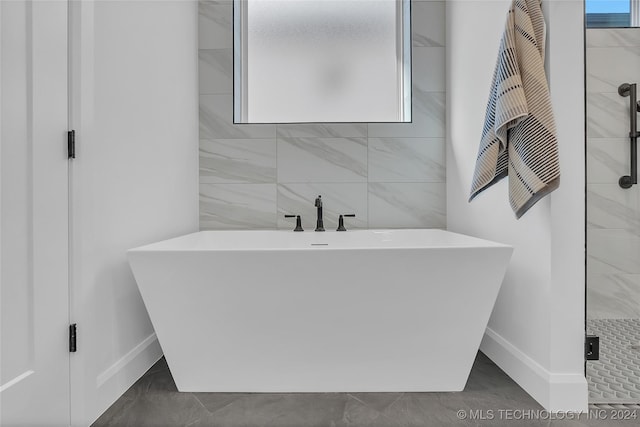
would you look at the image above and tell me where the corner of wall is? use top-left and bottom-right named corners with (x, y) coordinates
top-left (87, 335), bottom-right (163, 426)
top-left (70, 1), bottom-right (200, 425)
top-left (545, 0), bottom-right (587, 412)
top-left (447, 0), bottom-right (587, 411)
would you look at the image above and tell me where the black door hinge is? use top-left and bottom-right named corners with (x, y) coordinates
top-left (68, 130), bottom-right (75, 159)
top-left (585, 335), bottom-right (599, 360)
top-left (69, 323), bottom-right (77, 352)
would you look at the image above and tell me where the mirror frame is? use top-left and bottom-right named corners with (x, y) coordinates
top-left (232, 0), bottom-right (412, 124)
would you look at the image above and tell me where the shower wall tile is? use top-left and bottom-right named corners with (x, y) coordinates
top-left (586, 138), bottom-right (628, 184)
top-left (199, 49), bottom-right (232, 95)
top-left (277, 138), bottom-right (367, 183)
top-left (199, 1), bottom-right (446, 230)
top-left (200, 139), bottom-right (276, 184)
top-left (276, 124), bottom-right (367, 139)
top-left (588, 273), bottom-right (640, 319)
top-left (368, 137), bottom-right (445, 183)
top-left (587, 229), bottom-right (640, 275)
top-left (200, 95), bottom-right (276, 139)
top-left (586, 92), bottom-right (628, 139)
top-left (198, 0), bottom-right (232, 49)
top-left (368, 183), bottom-right (446, 229)
top-left (587, 184), bottom-right (640, 233)
top-left (277, 184), bottom-right (368, 231)
top-left (412, 1), bottom-right (445, 47)
top-left (586, 47), bottom-right (640, 94)
top-left (200, 183), bottom-right (277, 229)
top-left (587, 28), bottom-right (640, 48)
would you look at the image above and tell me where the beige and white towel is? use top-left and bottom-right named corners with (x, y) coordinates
top-left (469, 0), bottom-right (560, 218)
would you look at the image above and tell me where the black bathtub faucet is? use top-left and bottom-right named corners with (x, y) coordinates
top-left (284, 214), bottom-right (304, 232)
top-left (314, 195), bottom-right (325, 232)
top-left (336, 214), bottom-right (356, 232)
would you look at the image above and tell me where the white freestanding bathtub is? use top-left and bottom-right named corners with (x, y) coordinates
top-left (128, 229), bottom-right (512, 392)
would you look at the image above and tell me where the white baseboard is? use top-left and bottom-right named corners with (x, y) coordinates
top-left (96, 333), bottom-right (162, 388)
top-left (88, 333), bottom-right (163, 426)
top-left (480, 327), bottom-right (588, 412)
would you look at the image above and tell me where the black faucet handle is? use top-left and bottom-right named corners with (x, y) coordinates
top-left (336, 214), bottom-right (356, 231)
top-left (314, 195), bottom-right (325, 232)
top-left (284, 214), bottom-right (304, 232)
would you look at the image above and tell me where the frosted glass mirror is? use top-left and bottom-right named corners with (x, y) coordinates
top-left (233, 0), bottom-right (412, 124)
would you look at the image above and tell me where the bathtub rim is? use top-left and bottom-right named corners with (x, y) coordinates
top-left (127, 229), bottom-right (513, 255)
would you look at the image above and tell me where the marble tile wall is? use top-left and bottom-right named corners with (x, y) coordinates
top-left (586, 28), bottom-right (640, 319)
top-left (198, 0), bottom-right (446, 232)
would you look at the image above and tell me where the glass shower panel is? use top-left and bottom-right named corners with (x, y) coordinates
top-left (586, 26), bottom-right (640, 405)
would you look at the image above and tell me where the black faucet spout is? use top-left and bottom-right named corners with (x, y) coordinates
top-left (315, 195), bottom-right (325, 232)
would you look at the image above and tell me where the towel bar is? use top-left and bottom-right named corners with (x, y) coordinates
top-left (617, 83), bottom-right (639, 189)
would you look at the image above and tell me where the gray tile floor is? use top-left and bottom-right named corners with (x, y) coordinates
top-left (92, 352), bottom-right (640, 427)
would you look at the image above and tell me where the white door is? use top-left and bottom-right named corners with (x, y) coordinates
top-left (68, 1), bottom-right (197, 424)
top-left (0, 1), bottom-right (70, 426)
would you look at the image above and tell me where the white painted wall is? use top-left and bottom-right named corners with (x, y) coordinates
top-left (446, 0), bottom-right (587, 411)
top-left (69, 1), bottom-right (199, 425)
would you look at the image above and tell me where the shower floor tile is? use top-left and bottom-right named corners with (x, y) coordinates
top-left (587, 318), bottom-right (640, 404)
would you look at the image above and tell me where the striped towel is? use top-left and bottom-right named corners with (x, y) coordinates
top-left (469, 0), bottom-right (560, 219)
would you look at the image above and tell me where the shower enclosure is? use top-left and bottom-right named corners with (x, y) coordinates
top-left (585, 1), bottom-right (640, 405)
